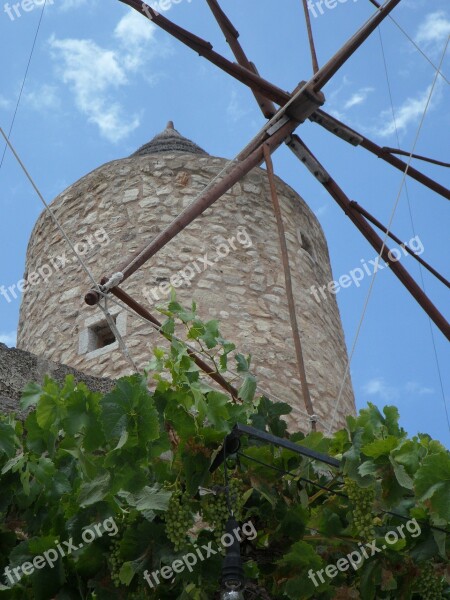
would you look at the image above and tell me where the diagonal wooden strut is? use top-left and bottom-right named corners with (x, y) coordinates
top-left (90, 0), bottom-right (398, 302)
top-left (380, 147), bottom-right (450, 168)
top-left (95, 0), bottom-right (402, 296)
top-left (263, 144), bottom-right (317, 431)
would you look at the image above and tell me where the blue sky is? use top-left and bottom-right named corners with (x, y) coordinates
top-left (0, 0), bottom-right (449, 446)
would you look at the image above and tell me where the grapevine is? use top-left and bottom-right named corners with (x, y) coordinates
top-left (164, 486), bottom-right (194, 551)
top-left (344, 477), bottom-right (376, 540)
top-left (0, 312), bottom-right (448, 600)
top-left (414, 563), bottom-right (445, 600)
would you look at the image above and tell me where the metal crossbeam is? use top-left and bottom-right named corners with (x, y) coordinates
top-left (209, 423), bottom-right (341, 473)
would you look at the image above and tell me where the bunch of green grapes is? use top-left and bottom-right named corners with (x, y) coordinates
top-left (229, 478), bottom-right (245, 521)
top-left (164, 487), bottom-right (194, 551)
top-left (108, 511), bottom-right (137, 588)
top-left (203, 479), bottom-right (245, 544)
top-left (203, 489), bottom-right (230, 545)
top-left (414, 563), bottom-right (445, 599)
top-left (109, 536), bottom-right (122, 588)
top-left (344, 476), bottom-right (375, 540)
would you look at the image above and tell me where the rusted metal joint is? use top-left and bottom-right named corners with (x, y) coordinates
top-left (84, 275), bottom-right (113, 306)
top-left (85, 289), bottom-right (101, 306)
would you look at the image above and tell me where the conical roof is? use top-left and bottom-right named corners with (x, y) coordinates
top-left (130, 121), bottom-right (208, 157)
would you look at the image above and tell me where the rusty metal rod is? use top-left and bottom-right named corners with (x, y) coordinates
top-left (85, 118), bottom-right (300, 305)
top-left (205, 0), bottom-right (276, 118)
top-left (204, 1), bottom-right (450, 202)
top-left (311, 0), bottom-right (402, 91)
top-left (349, 201), bottom-right (450, 288)
top-left (109, 285), bottom-right (239, 400)
top-left (202, 1), bottom-right (449, 208)
top-left (301, 0), bottom-right (320, 74)
top-left (123, 0), bottom-right (400, 105)
top-left (263, 144), bottom-right (317, 430)
top-left (119, 0), bottom-right (291, 106)
top-left (312, 109), bottom-right (450, 201)
top-left (293, 137), bottom-right (450, 340)
top-left (381, 147), bottom-right (450, 168)
top-left (120, 0), bottom-right (448, 202)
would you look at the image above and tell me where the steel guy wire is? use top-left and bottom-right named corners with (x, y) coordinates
top-left (326, 36), bottom-right (450, 437)
top-left (0, 126), bottom-right (140, 374)
top-left (0, 1), bottom-right (48, 174)
top-left (377, 28), bottom-right (450, 436)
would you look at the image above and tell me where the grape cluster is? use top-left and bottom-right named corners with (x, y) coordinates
top-left (202, 479), bottom-right (245, 544)
top-left (164, 487), bottom-right (194, 551)
top-left (109, 536), bottom-right (122, 588)
top-left (414, 563), bottom-right (445, 599)
top-left (344, 477), bottom-right (375, 540)
top-left (108, 511), bottom-right (137, 588)
top-left (229, 478), bottom-right (245, 521)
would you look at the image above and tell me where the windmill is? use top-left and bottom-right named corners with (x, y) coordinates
top-left (79, 0), bottom-right (449, 433)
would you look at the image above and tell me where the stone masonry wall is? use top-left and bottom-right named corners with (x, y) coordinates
top-left (17, 153), bottom-right (355, 432)
top-left (0, 343), bottom-right (114, 418)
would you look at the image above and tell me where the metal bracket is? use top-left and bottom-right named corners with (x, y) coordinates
top-left (286, 136), bottom-right (330, 183)
top-left (266, 114), bottom-right (291, 137)
top-left (309, 111), bottom-right (363, 146)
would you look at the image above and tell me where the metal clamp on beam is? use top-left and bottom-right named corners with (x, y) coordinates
top-left (309, 111), bottom-right (363, 146)
top-left (286, 135), bottom-right (330, 183)
top-left (209, 429), bottom-right (242, 473)
top-left (266, 114), bottom-right (292, 137)
top-left (285, 81), bottom-right (325, 123)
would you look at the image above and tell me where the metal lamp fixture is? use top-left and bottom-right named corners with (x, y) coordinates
top-left (220, 516), bottom-right (245, 599)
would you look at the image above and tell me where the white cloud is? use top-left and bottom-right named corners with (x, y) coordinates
top-left (48, 10), bottom-right (162, 142)
top-left (416, 11), bottom-right (450, 54)
top-left (25, 84), bottom-right (60, 111)
top-left (0, 331), bottom-right (17, 347)
top-left (227, 90), bottom-right (251, 123)
top-left (343, 87), bottom-right (374, 110)
top-left (373, 82), bottom-right (442, 138)
top-left (114, 10), bottom-right (156, 47)
top-left (0, 95), bottom-right (10, 110)
top-left (49, 35), bottom-right (137, 142)
top-left (362, 378), bottom-right (436, 402)
top-left (114, 10), bottom-right (158, 71)
top-left (363, 378), bottom-right (399, 401)
top-left (59, 0), bottom-right (89, 11)
top-left (405, 381), bottom-right (434, 396)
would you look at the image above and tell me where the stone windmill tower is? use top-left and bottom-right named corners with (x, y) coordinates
top-left (17, 122), bottom-right (356, 432)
